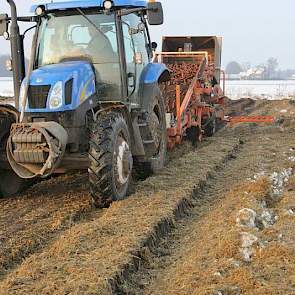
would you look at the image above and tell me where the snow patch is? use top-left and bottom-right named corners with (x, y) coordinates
top-left (236, 208), bottom-right (257, 228)
top-left (240, 232), bottom-right (258, 262)
top-left (270, 168), bottom-right (292, 197)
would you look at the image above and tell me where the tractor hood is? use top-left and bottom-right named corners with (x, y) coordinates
top-left (21, 61), bottom-right (96, 113)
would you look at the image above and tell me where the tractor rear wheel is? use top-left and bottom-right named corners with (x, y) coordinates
top-left (89, 112), bottom-right (133, 208)
top-left (139, 87), bottom-right (167, 175)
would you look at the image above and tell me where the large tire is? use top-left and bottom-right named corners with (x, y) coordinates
top-left (140, 87), bottom-right (167, 175)
top-left (0, 110), bottom-right (28, 198)
top-left (0, 112), bottom-right (14, 144)
top-left (186, 126), bottom-right (202, 147)
top-left (0, 169), bottom-right (28, 198)
top-left (89, 112), bottom-right (133, 208)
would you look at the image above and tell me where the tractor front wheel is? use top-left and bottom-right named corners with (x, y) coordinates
top-left (89, 112), bottom-right (133, 208)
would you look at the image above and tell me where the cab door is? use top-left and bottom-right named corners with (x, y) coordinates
top-left (121, 13), bottom-right (150, 105)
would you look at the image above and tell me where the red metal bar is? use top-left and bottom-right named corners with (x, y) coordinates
top-left (229, 116), bottom-right (276, 125)
top-left (176, 85), bottom-right (181, 121)
top-left (180, 59), bottom-right (206, 120)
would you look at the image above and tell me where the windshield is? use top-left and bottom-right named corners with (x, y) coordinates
top-left (36, 11), bottom-right (119, 66)
top-left (36, 10), bottom-right (122, 100)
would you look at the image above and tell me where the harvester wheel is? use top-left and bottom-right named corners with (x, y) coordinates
top-left (204, 116), bottom-right (216, 137)
top-left (89, 112), bottom-right (133, 208)
top-left (187, 126), bottom-right (202, 147)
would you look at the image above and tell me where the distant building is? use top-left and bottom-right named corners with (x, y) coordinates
top-left (239, 67), bottom-right (266, 80)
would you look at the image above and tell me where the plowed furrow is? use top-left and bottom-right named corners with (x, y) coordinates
top-left (120, 129), bottom-right (295, 295)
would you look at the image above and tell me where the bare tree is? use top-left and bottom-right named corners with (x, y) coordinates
top-left (266, 57), bottom-right (279, 79)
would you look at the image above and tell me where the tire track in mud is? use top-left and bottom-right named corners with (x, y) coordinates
top-left (0, 134), bottom-right (242, 294)
top-left (115, 128), bottom-right (295, 295)
top-left (0, 139), bottom-right (215, 280)
top-left (0, 98), bottom-right (274, 291)
top-left (0, 116), bottom-right (229, 280)
top-left (0, 143), bottom-right (217, 283)
top-left (0, 172), bottom-right (99, 279)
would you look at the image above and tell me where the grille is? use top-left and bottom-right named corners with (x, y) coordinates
top-left (28, 85), bottom-right (51, 109)
top-left (65, 79), bottom-right (73, 105)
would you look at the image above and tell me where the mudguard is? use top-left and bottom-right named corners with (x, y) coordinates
top-left (139, 62), bottom-right (170, 110)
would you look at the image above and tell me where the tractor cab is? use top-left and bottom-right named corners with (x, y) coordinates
top-left (0, 0), bottom-right (170, 206)
top-left (24, 1), bottom-right (164, 112)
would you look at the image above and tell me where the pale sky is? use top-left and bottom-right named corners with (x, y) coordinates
top-left (0, 0), bottom-right (294, 69)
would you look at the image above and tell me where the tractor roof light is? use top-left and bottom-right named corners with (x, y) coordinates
top-left (35, 5), bottom-right (45, 16)
top-left (103, 0), bottom-right (113, 10)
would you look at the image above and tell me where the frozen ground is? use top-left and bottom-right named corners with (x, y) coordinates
top-left (2, 77), bottom-right (295, 102)
top-left (224, 79), bottom-right (295, 100)
top-left (1, 99), bottom-right (295, 294)
top-left (0, 77), bottom-right (13, 98)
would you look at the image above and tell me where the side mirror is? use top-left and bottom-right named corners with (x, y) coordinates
top-left (151, 42), bottom-right (158, 50)
top-left (147, 2), bottom-right (164, 25)
top-left (0, 14), bottom-right (8, 36)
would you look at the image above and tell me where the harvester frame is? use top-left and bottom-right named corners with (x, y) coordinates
top-left (157, 36), bottom-right (225, 149)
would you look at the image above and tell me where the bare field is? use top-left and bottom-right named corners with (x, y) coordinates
top-left (1, 99), bottom-right (295, 294)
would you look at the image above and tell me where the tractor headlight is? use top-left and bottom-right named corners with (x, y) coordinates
top-left (49, 81), bottom-right (63, 109)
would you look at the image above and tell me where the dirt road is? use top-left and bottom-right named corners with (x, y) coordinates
top-left (0, 99), bottom-right (295, 294)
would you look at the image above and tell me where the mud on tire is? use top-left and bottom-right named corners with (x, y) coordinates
top-left (89, 112), bottom-right (133, 208)
top-left (0, 112), bottom-right (14, 146)
top-left (0, 110), bottom-right (28, 198)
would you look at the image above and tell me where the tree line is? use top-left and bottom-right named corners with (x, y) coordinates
top-left (226, 58), bottom-right (295, 80)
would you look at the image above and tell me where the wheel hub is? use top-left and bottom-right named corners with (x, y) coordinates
top-left (150, 112), bottom-right (162, 151)
top-left (116, 137), bottom-right (132, 185)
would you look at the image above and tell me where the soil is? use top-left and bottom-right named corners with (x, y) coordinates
top-left (0, 98), bottom-right (295, 294)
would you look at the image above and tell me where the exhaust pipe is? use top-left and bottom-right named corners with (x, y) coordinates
top-left (7, 0), bottom-right (26, 110)
top-left (7, 122), bottom-right (68, 179)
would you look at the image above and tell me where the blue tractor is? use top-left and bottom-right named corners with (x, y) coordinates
top-left (0, 0), bottom-right (170, 207)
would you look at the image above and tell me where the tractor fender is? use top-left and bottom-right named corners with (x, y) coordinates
top-left (141, 63), bottom-right (170, 84)
top-left (139, 63), bottom-right (170, 110)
